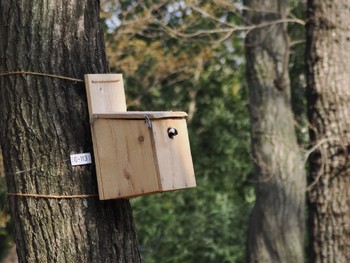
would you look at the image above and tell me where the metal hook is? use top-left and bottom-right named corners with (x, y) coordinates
top-left (144, 115), bottom-right (152, 129)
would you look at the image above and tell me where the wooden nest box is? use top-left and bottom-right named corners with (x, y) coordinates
top-left (85, 74), bottom-right (196, 200)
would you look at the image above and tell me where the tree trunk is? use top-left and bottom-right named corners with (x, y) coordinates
top-left (306, 1), bottom-right (350, 262)
top-left (0, 1), bottom-right (140, 262)
top-left (244, 0), bottom-right (305, 262)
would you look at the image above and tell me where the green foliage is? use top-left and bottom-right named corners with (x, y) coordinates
top-left (132, 188), bottom-right (250, 263)
top-left (288, 0), bottom-right (308, 145)
top-left (102, 1), bottom-right (254, 262)
top-left (131, 84), bottom-right (253, 262)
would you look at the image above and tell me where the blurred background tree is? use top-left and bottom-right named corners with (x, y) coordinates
top-left (244, 0), bottom-right (305, 261)
top-left (306, 0), bottom-right (350, 261)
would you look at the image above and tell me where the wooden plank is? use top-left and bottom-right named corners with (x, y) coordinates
top-left (151, 119), bottom-right (196, 191)
top-left (85, 74), bottom-right (128, 199)
top-left (92, 119), bottom-right (160, 199)
top-left (93, 111), bottom-right (187, 120)
top-left (84, 74), bottom-right (126, 115)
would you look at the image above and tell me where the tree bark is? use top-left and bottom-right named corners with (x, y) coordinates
top-left (306, 1), bottom-right (350, 262)
top-left (244, 0), bottom-right (305, 262)
top-left (0, 1), bottom-right (140, 262)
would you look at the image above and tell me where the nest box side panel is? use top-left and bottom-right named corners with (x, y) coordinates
top-left (92, 119), bottom-right (160, 199)
top-left (84, 74), bottom-right (126, 115)
top-left (152, 119), bottom-right (196, 191)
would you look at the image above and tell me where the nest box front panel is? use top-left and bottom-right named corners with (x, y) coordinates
top-left (152, 119), bottom-right (196, 191)
top-left (93, 119), bottom-right (160, 199)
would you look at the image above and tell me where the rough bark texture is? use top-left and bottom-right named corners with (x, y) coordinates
top-left (244, 0), bottom-right (305, 262)
top-left (0, 1), bottom-right (141, 262)
top-left (306, 1), bottom-right (350, 262)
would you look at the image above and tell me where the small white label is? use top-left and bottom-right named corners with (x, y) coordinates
top-left (70, 153), bottom-right (92, 166)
